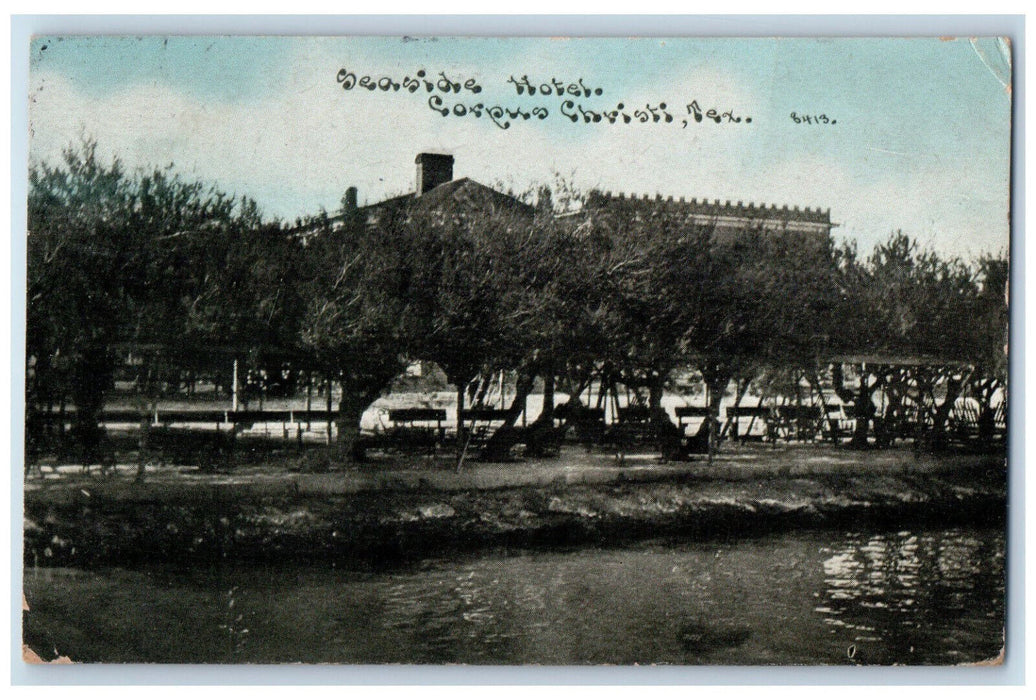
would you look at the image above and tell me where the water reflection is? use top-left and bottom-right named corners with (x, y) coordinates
top-left (23, 527), bottom-right (1005, 665)
top-left (818, 529), bottom-right (1005, 665)
top-left (377, 569), bottom-right (526, 662)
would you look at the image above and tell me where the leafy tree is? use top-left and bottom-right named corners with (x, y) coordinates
top-left (967, 253), bottom-right (1009, 442)
top-left (572, 194), bottom-right (839, 456)
top-left (573, 195), bottom-right (713, 419)
top-left (830, 233), bottom-right (990, 447)
top-left (28, 140), bottom-right (300, 473)
top-left (296, 208), bottom-right (416, 459)
top-left (395, 188), bottom-right (577, 458)
top-left (28, 141), bottom-right (135, 457)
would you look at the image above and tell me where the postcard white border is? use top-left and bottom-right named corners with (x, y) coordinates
top-left (6, 13), bottom-right (1026, 688)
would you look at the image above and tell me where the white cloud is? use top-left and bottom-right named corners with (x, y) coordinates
top-left (28, 45), bottom-right (1010, 259)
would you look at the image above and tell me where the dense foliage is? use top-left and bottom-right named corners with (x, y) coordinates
top-left (26, 143), bottom-right (1009, 461)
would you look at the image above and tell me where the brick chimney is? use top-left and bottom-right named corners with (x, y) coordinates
top-left (344, 186), bottom-right (358, 211)
top-left (415, 153), bottom-right (454, 195)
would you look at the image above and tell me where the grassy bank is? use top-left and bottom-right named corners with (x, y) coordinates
top-left (23, 447), bottom-right (1006, 568)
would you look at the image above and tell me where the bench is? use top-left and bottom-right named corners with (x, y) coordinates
top-left (602, 405), bottom-right (686, 457)
top-left (771, 405), bottom-right (824, 442)
top-left (388, 408), bottom-right (447, 440)
top-left (993, 403), bottom-right (1008, 440)
top-left (722, 405), bottom-right (773, 442)
top-left (820, 404), bottom-right (851, 443)
top-left (674, 405), bottom-right (711, 431)
top-left (950, 400), bottom-right (981, 441)
top-left (458, 408), bottom-right (513, 448)
top-left (355, 408), bottom-right (449, 455)
top-left (554, 404), bottom-right (607, 449)
top-left (610, 406), bottom-right (656, 445)
top-left (146, 426), bottom-right (235, 469)
top-left (616, 405), bottom-right (651, 422)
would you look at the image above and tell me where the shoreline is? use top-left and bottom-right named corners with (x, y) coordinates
top-left (24, 443), bottom-right (1002, 500)
top-left (23, 447), bottom-right (1006, 568)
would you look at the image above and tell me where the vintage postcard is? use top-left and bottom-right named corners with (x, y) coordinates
top-left (23, 35), bottom-right (1010, 666)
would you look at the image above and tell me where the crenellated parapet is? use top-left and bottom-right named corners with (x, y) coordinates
top-left (583, 189), bottom-right (835, 234)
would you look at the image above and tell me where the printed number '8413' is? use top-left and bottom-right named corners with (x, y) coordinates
top-left (790, 112), bottom-right (836, 125)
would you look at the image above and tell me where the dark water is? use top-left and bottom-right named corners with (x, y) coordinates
top-left (23, 527), bottom-right (1004, 665)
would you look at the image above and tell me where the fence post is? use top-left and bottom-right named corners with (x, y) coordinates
top-left (231, 358), bottom-right (239, 413)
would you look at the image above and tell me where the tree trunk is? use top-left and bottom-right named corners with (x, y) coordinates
top-left (830, 363), bottom-right (853, 404)
top-left (697, 365), bottom-right (732, 463)
top-left (647, 373), bottom-right (683, 459)
top-left (833, 363), bottom-right (874, 449)
top-left (524, 368), bottom-right (563, 458)
top-left (456, 382), bottom-right (466, 445)
top-left (337, 390), bottom-right (373, 462)
top-left (977, 403), bottom-right (996, 444)
top-left (326, 376), bottom-right (334, 445)
top-left (473, 374), bottom-right (491, 407)
top-left (481, 372), bottom-right (536, 461)
top-left (972, 377), bottom-right (997, 445)
top-left (930, 372), bottom-right (967, 450)
top-left (538, 370), bottom-right (555, 424)
top-left (594, 370), bottom-right (608, 410)
top-left (706, 376), bottom-right (725, 462)
top-left (647, 374), bottom-right (677, 429)
top-left (136, 393), bottom-right (151, 482)
top-left (721, 376), bottom-right (751, 441)
top-left (647, 377), bottom-right (664, 411)
top-left (695, 368), bottom-right (730, 437)
top-left (306, 373), bottom-right (313, 431)
top-left (851, 370), bottom-right (876, 448)
top-left (70, 345), bottom-right (111, 467)
top-left (880, 368), bottom-right (910, 447)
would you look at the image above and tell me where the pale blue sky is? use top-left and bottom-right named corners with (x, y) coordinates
top-left (29, 36), bottom-right (1012, 258)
